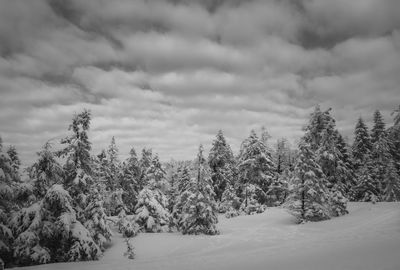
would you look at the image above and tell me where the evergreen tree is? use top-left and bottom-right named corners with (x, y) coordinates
top-left (83, 189), bottom-right (112, 251)
top-left (172, 165), bottom-right (192, 227)
top-left (29, 142), bottom-right (63, 199)
top-left (0, 137), bottom-right (16, 266)
top-left (274, 138), bottom-right (293, 174)
top-left (371, 110), bottom-right (386, 144)
top-left (120, 147), bottom-right (141, 214)
top-left (315, 115), bottom-right (348, 216)
top-left (304, 105), bottom-right (326, 151)
top-left (134, 187), bottom-right (171, 232)
top-left (388, 106), bottom-right (400, 176)
top-left (57, 110), bottom-right (94, 212)
top-left (239, 184), bottom-right (265, 215)
top-left (139, 148), bottom-right (153, 189)
top-left (220, 182), bottom-right (241, 217)
top-left (334, 131), bottom-right (355, 197)
top-left (285, 141), bottom-right (331, 222)
top-left (371, 132), bottom-right (392, 195)
top-left (383, 161), bottom-right (400, 201)
top-left (352, 117), bottom-right (372, 170)
top-left (179, 145), bottom-right (219, 235)
top-left (106, 136), bottom-right (120, 190)
top-left (353, 159), bottom-right (380, 202)
top-left (238, 130), bottom-right (275, 206)
top-left (208, 130), bottom-right (235, 203)
top-left (134, 155), bottom-right (171, 232)
top-left (10, 185), bottom-right (102, 266)
top-left (7, 145), bottom-right (21, 173)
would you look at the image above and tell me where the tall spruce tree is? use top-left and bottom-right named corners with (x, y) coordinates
top-left (352, 117), bottom-right (372, 170)
top-left (179, 145), bottom-right (219, 235)
top-left (238, 130), bottom-right (275, 206)
top-left (315, 114), bottom-right (348, 216)
top-left (353, 158), bottom-right (379, 202)
top-left (58, 110), bottom-right (94, 212)
top-left (208, 130), bottom-right (235, 203)
top-left (134, 155), bottom-right (171, 232)
top-left (106, 136), bottom-right (120, 190)
top-left (120, 147), bottom-right (141, 213)
top-left (371, 110), bottom-right (386, 144)
top-left (0, 137), bottom-right (16, 266)
top-left (285, 140), bottom-right (331, 222)
top-left (383, 160), bottom-right (400, 201)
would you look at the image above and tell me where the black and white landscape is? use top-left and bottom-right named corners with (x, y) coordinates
top-left (1, 1), bottom-right (400, 270)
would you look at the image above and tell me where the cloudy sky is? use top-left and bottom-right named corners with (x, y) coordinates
top-left (1, 0), bottom-right (400, 166)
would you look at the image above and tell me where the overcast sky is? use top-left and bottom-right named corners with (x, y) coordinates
top-left (1, 0), bottom-right (400, 166)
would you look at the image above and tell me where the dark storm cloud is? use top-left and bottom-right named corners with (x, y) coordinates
top-left (0, 0), bottom-right (399, 166)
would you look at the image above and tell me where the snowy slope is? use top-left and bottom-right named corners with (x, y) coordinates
top-left (16, 202), bottom-right (400, 270)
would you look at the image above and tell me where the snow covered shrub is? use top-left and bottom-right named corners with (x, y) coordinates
top-left (10, 185), bottom-right (102, 266)
top-left (123, 237), bottom-right (135, 259)
top-left (330, 185), bottom-right (348, 216)
top-left (239, 184), bottom-right (265, 215)
top-left (117, 210), bottom-right (138, 238)
top-left (134, 187), bottom-right (171, 232)
top-left (180, 190), bottom-right (219, 235)
top-left (220, 184), bottom-right (241, 218)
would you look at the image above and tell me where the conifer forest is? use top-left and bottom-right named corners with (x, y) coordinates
top-left (1, 1), bottom-right (400, 270)
top-left (1, 105), bottom-right (400, 268)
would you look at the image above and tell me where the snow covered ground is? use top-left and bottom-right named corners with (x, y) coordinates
top-left (16, 202), bottom-right (400, 270)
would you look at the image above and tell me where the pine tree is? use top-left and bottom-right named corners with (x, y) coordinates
top-left (304, 105), bottom-right (326, 151)
top-left (172, 165), bottom-right (192, 227)
top-left (285, 141), bottom-right (331, 222)
top-left (274, 138), bottom-right (293, 174)
top-left (220, 182), bottom-right (240, 217)
top-left (6, 146), bottom-right (21, 173)
top-left (352, 117), bottom-right (372, 170)
top-left (139, 148), bottom-right (153, 189)
top-left (371, 110), bottom-right (386, 144)
top-left (371, 132), bottom-right (392, 195)
top-left (134, 188), bottom-right (171, 232)
top-left (208, 130), bottom-right (235, 203)
top-left (238, 130), bottom-right (275, 206)
top-left (120, 147), bottom-right (140, 214)
top-left (334, 131), bottom-right (355, 197)
top-left (57, 110), bottom-right (94, 212)
top-left (353, 159), bottom-right (380, 202)
top-left (239, 184), bottom-right (265, 215)
top-left (316, 115), bottom-right (348, 216)
top-left (134, 155), bottom-right (171, 232)
top-left (10, 185), bottom-right (101, 266)
top-left (388, 106), bottom-right (400, 172)
top-left (382, 161), bottom-right (400, 201)
top-left (83, 189), bottom-right (112, 251)
top-left (0, 137), bottom-right (16, 266)
top-left (106, 136), bottom-right (120, 191)
top-left (179, 145), bottom-right (219, 235)
top-left (29, 142), bottom-right (63, 199)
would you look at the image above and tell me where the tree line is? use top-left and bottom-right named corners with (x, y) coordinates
top-left (1, 105), bottom-right (399, 267)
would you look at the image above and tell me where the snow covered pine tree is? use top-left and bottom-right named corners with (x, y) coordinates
top-left (179, 145), bottom-right (219, 235)
top-left (285, 140), bottom-right (331, 222)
